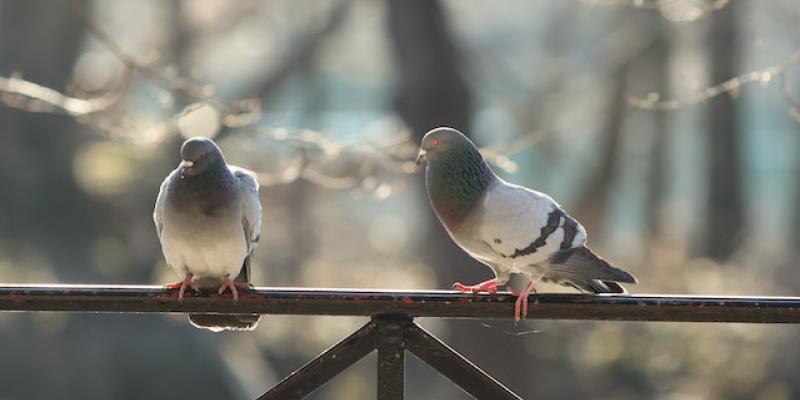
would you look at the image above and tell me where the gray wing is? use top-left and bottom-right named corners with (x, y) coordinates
top-left (152, 173), bottom-right (172, 242)
top-left (230, 166), bottom-right (262, 283)
top-left (476, 181), bottom-right (587, 266)
top-left (542, 246), bottom-right (637, 293)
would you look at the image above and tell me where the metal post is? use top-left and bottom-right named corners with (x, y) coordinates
top-left (374, 315), bottom-right (409, 400)
top-left (258, 320), bottom-right (378, 400)
top-left (406, 322), bottom-right (523, 400)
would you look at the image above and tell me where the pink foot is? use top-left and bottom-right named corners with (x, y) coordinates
top-left (217, 276), bottom-right (250, 301)
top-left (513, 282), bottom-right (537, 322)
top-left (453, 279), bottom-right (498, 294)
top-left (165, 274), bottom-right (200, 301)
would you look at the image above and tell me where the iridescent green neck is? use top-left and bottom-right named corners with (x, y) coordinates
top-left (425, 146), bottom-right (496, 227)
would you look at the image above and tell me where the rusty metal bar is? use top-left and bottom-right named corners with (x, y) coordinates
top-left (258, 319), bottom-right (377, 400)
top-left (0, 284), bottom-right (799, 322)
top-left (405, 323), bottom-right (522, 400)
top-left (374, 315), bottom-right (409, 400)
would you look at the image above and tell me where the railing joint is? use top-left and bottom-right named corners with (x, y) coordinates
top-left (373, 313), bottom-right (412, 344)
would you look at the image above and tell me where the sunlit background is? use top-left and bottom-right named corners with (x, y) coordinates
top-left (1, 0), bottom-right (799, 399)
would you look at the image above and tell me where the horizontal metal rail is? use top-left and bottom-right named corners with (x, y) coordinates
top-left (0, 284), bottom-right (797, 322)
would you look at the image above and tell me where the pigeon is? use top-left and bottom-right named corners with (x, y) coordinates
top-left (416, 127), bottom-right (637, 321)
top-left (154, 137), bottom-right (262, 331)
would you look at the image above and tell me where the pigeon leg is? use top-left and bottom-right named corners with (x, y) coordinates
top-left (513, 281), bottom-right (537, 322)
top-left (453, 278), bottom-right (498, 294)
top-left (217, 275), bottom-right (240, 301)
top-left (165, 273), bottom-right (199, 301)
top-left (233, 281), bottom-right (251, 290)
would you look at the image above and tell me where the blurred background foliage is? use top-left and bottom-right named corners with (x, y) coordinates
top-left (0, 0), bottom-right (799, 399)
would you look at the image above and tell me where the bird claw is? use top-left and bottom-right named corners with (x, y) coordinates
top-left (452, 279), bottom-right (498, 294)
top-left (165, 274), bottom-right (200, 302)
top-left (217, 276), bottom-right (246, 301)
top-left (455, 279), bottom-right (539, 321)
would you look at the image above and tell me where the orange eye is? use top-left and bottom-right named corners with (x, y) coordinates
top-left (431, 139), bottom-right (440, 147)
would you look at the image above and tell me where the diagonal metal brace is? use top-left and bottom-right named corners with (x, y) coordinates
top-left (406, 322), bottom-right (523, 400)
top-left (258, 319), bottom-right (378, 400)
top-left (257, 314), bottom-right (523, 400)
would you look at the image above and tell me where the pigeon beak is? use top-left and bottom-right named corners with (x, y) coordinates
top-left (179, 160), bottom-right (194, 169)
top-left (415, 149), bottom-right (427, 166)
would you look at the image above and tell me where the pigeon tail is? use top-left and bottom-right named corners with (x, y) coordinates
top-left (188, 262), bottom-right (260, 332)
top-left (543, 246), bottom-right (637, 293)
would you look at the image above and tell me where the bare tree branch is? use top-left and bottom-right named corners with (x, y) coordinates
top-left (66, 0), bottom-right (261, 127)
top-left (579, 0), bottom-right (730, 22)
top-left (628, 49), bottom-right (800, 110)
top-left (0, 75), bottom-right (120, 115)
top-left (248, 1), bottom-right (350, 102)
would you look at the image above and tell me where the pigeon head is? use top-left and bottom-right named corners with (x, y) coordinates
top-left (179, 137), bottom-right (225, 178)
top-left (418, 127), bottom-right (497, 227)
top-left (416, 127), bottom-right (478, 166)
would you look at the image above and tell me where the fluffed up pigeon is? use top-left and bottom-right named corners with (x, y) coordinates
top-left (154, 137), bottom-right (262, 331)
top-left (416, 127), bottom-right (637, 321)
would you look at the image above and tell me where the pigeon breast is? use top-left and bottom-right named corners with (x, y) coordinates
top-left (155, 167), bottom-right (251, 284)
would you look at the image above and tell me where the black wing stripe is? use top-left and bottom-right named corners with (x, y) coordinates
top-left (501, 208), bottom-right (562, 259)
top-left (560, 215), bottom-right (578, 250)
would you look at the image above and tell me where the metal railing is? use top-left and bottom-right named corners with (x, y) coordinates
top-left (2, 284), bottom-right (800, 399)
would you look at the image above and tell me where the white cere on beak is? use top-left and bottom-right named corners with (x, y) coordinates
top-left (179, 160), bottom-right (194, 168)
top-left (415, 149), bottom-right (428, 165)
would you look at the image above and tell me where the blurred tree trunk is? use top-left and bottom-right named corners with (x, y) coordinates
top-left (169, 0), bottom-right (191, 74)
top-left (387, 0), bottom-right (474, 287)
top-left (387, 1), bottom-right (536, 398)
top-left (0, 0), bottom-right (95, 279)
top-left (704, 3), bottom-right (745, 261)
top-left (388, 0), bottom-right (471, 134)
top-left (645, 24), bottom-right (671, 241)
top-left (574, 64), bottom-right (628, 234)
top-left (0, 2), bottom-right (91, 398)
top-left (168, 0), bottom-right (191, 113)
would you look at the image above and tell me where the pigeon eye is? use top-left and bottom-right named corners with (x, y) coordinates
top-left (431, 139), bottom-right (440, 147)
top-left (198, 153), bottom-right (206, 160)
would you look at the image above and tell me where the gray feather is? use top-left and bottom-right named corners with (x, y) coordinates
top-left (542, 246), bottom-right (636, 293)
